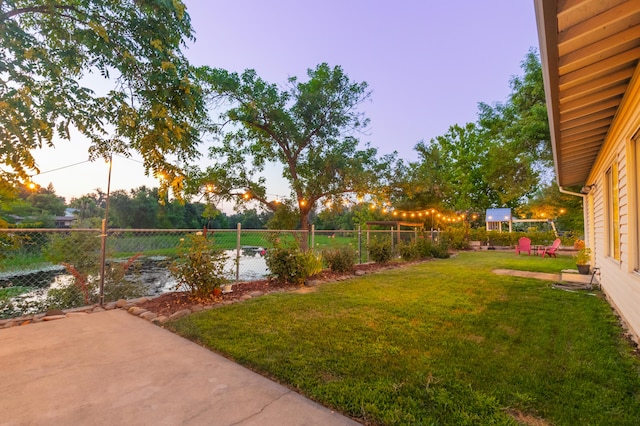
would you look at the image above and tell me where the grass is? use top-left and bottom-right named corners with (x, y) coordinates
top-left (0, 252), bottom-right (49, 272)
top-left (1, 231), bottom-right (360, 273)
top-left (167, 251), bottom-right (640, 425)
top-left (0, 286), bottom-right (31, 300)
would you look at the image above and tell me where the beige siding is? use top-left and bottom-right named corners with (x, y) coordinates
top-left (620, 152), bottom-right (629, 264)
top-left (588, 68), bottom-right (640, 339)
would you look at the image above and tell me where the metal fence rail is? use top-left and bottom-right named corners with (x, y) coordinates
top-left (0, 226), bottom-right (421, 318)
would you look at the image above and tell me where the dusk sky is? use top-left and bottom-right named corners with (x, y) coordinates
top-left (31, 1), bottom-right (541, 204)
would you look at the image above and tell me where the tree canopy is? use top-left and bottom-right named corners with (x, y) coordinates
top-left (1, 0), bottom-right (208, 196)
top-left (397, 50), bottom-right (551, 213)
top-left (196, 63), bottom-right (397, 234)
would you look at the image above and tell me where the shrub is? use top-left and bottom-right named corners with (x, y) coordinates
top-left (170, 233), bottom-right (228, 299)
top-left (102, 258), bottom-right (149, 302)
top-left (368, 237), bottom-right (393, 264)
top-left (574, 247), bottom-right (591, 265)
top-left (45, 284), bottom-right (86, 310)
top-left (441, 227), bottom-right (470, 250)
top-left (486, 231), bottom-right (515, 247)
top-left (397, 241), bottom-right (420, 261)
top-left (266, 248), bottom-right (323, 285)
top-left (416, 238), bottom-right (450, 259)
top-left (301, 252), bottom-right (324, 278)
top-left (469, 228), bottom-right (488, 243)
top-left (322, 246), bottom-right (356, 272)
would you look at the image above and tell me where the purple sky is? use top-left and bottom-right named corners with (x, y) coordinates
top-left (32, 0), bottom-right (540, 203)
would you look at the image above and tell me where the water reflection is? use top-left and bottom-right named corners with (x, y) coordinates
top-left (5, 249), bottom-right (269, 302)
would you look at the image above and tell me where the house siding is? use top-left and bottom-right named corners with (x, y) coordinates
top-left (588, 67), bottom-right (640, 340)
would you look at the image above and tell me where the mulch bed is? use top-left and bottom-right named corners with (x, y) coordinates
top-left (135, 262), bottom-right (400, 318)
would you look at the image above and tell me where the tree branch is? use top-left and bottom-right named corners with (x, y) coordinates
top-left (1, 4), bottom-right (77, 21)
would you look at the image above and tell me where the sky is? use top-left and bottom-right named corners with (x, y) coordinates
top-left (30, 0), bottom-right (541, 205)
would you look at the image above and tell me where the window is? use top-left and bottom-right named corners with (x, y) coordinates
top-left (635, 133), bottom-right (640, 270)
top-left (606, 164), bottom-right (620, 261)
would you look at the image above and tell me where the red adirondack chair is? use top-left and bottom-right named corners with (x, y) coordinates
top-left (542, 238), bottom-right (561, 258)
top-left (515, 237), bottom-right (532, 256)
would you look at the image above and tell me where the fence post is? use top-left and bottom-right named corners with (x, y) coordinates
top-left (311, 224), bottom-right (315, 252)
top-left (358, 225), bottom-right (362, 264)
top-left (391, 226), bottom-right (394, 254)
top-left (236, 223), bottom-right (241, 282)
top-left (366, 226), bottom-right (370, 263)
top-left (98, 219), bottom-right (107, 306)
top-left (98, 157), bottom-right (112, 307)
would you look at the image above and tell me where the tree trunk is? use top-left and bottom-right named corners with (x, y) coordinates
top-left (299, 211), bottom-right (310, 251)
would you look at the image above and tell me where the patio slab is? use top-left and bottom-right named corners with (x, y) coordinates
top-left (0, 309), bottom-right (359, 426)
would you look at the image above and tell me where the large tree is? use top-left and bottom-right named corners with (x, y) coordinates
top-left (477, 49), bottom-right (552, 172)
top-left (398, 50), bottom-right (550, 213)
top-left (197, 63), bottom-right (397, 239)
top-left (0, 0), bottom-right (208, 196)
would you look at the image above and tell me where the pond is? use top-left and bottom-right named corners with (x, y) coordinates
top-left (1, 250), bottom-right (269, 309)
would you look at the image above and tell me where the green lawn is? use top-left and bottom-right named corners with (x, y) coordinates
top-left (168, 251), bottom-right (640, 425)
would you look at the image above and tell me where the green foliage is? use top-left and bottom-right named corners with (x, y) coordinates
top-left (416, 238), bottom-right (450, 259)
top-left (45, 284), bottom-right (86, 310)
top-left (519, 180), bottom-right (584, 235)
top-left (368, 237), bottom-right (393, 264)
top-left (397, 240), bottom-right (420, 260)
top-left (0, 232), bottom-right (20, 262)
top-left (322, 246), bottom-right (356, 272)
top-left (266, 202), bottom-right (300, 230)
top-left (200, 63), bottom-right (398, 237)
top-left (1, 0), bottom-right (208, 198)
top-left (574, 247), bottom-right (591, 265)
top-left (0, 255), bottom-right (148, 317)
top-left (468, 228), bottom-right (488, 243)
top-left (44, 254), bottom-right (147, 309)
top-left (302, 252), bottom-right (324, 279)
top-left (478, 230), bottom-right (557, 247)
top-left (102, 257), bottom-right (149, 301)
top-left (44, 231), bottom-right (102, 275)
top-left (169, 252), bottom-right (640, 424)
top-left (0, 286), bottom-right (30, 300)
top-left (396, 236), bottom-right (450, 260)
top-left (314, 207), bottom-right (355, 230)
top-left (441, 227), bottom-right (470, 250)
top-left (265, 248), bottom-right (322, 285)
top-left (397, 50), bottom-right (550, 213)
top-left (170, 233), bottom-right (228, 299)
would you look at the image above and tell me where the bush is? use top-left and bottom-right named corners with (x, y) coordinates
top-left (368, 238), bottom-right (393, 264)
top-left (417, 238), bottom-right (450, 259)
top-left (485, 231), bottom-right (515, 247)
top-left (322, 246), bottom-right (356, 272)
top-left (45, 284), bottom-right (86, 310)
top-left (469, 228), bottom-right (488, 244)
top-left (441, 227), bottom-right (470, 250)
top-left (170, 233), bottom-right (228, 299)
top-left (266, 248), bottom-right (323, 285)
top-left (397, 241), bottom-right (420, 261)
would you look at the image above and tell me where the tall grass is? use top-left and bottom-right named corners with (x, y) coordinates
top-left (168, 251), bottom-right (640, 425)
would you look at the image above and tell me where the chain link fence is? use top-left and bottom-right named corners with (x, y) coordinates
top-left (0, 226), bottom-right (421, 318)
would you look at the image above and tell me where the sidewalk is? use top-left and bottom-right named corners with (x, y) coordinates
top-left (0, 310), bottom-right (360, 426)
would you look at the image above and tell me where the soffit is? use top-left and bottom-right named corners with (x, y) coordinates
top-left (535, 0), bottom-right (640, 187)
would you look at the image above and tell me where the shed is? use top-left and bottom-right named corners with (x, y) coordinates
top-left (485, 208), bottom-right (512, 232)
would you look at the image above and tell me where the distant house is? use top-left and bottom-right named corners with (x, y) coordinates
top-left (7, 214), bottom-right (76, 228)
top-left (53, 215), bottom-right (76, 228)
top-left (535, 0), bottom-right (640, 339)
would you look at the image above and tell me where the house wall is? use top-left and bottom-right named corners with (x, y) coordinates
top-left (587, 64), bottom-right (640, 340)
